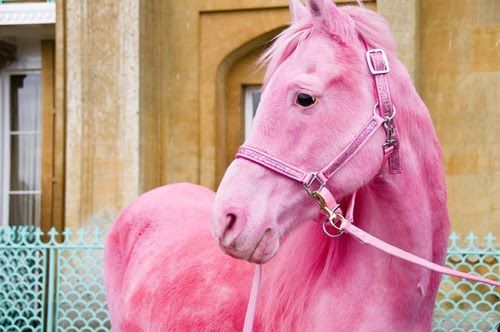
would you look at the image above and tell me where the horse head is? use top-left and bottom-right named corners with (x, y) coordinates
top-left (212, 0), bottom-right (399, 263)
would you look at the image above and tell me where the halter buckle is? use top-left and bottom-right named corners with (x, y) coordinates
top-left (366, 49), bottom-right (390, 75)
top-left (303, 172), bottom-right (325, 197)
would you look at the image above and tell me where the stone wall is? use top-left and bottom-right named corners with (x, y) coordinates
top-left (419, 0), bottom-right (499, 236)
top-left (57, 0), bottom-right (499, 236)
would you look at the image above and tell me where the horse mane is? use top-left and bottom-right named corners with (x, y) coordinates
top-left (257, 5), bottom-right (445, 331)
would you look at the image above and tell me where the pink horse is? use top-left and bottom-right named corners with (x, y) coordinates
top-left (104, 1), bottom-right (451, 330)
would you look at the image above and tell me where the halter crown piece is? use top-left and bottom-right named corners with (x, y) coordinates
top-left (236, 47), bottom-right (499, 332)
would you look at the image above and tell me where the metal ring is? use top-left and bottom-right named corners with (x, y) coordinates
top-left (322, 219), bottom-right (344, 238)
top-left (384, 105), bottom-right (396, 121)
top-left (372, 103), bottom-right (396, 121)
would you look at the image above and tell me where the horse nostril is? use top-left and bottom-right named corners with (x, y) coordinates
top-left (220, 213), bottom-right (241, 247)
top-left (225, 213), bottom-right (237, 231)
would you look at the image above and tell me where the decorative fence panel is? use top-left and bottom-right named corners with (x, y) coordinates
top-left (433, 233), bottom-right (499, 331)
top-left (0, 227), bottom-right (110, 331)
top-left (0, 227), bottom-right (498, 332)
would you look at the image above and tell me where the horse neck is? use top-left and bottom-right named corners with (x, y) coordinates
top-left (333, 59), bottom-right (450, 278)
top-left (260, 62), bottom-right (450, 329)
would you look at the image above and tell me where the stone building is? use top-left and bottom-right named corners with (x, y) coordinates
top-left (0, 0), bottom-right (498, 237)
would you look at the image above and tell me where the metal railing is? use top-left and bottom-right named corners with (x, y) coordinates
top-left (0, 227), bottom-right (498, 331)
top-left (0, 227), bottom-right (110, 331)
top-left (433, 233), bottom-right (499, 331)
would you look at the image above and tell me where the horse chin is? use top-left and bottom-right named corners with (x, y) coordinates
top-left (248, 236), bottom-right (280, 264)
top-left (218, 230), bottom-right (281, 264)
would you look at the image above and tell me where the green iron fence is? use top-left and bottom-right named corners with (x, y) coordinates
top-left (0, 227), bottom-right (498, 331)
top-left (433, 233), bottom-right (499, 331)
top-left (0, 227), bottom-right (109, 331)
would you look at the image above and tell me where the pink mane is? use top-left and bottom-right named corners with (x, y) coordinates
top-left (260, 6), bottom-right (397, 86)
top-left (256, 5), bottom-right (447, 330)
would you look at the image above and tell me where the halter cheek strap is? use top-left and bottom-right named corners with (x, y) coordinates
top-left (367, 49), bottom-right (401, 174)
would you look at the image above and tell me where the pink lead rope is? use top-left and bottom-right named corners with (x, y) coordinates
top-left (243, 264), bottom-right (261, 332)
top-left (236, 188), bottom-right (500, 291)
top-left (238, 46), bottom-right (499, 331)
top-left (242, 191), bottom-right (500, 332)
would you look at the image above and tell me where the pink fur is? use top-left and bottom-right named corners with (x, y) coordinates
top-left (105, 2), bottom-right (449, 331)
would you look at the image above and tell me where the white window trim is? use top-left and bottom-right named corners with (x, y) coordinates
top-left (0, 2), bottom-right (56, 25)
top-left (1, 67), bottom-right (41, 227)
top-left (10, 131), bottom-right (40, 135)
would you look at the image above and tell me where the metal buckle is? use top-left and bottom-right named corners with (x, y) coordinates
top-left (366, 49), bottom-right (390, 75)
top-left (308, 188), bottom-right (346, 238)
top-left (303, 172), bottom-right (325, 197)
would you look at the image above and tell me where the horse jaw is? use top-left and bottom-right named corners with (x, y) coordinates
top-left (211, 158), bottom-right (316, 263)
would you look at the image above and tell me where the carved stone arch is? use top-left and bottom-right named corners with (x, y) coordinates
top-left (215, 27), bottom-right (285, 184)
top-left (198, 8), bottom-right (290, 189)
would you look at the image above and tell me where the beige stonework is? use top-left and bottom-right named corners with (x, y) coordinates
top-left (420, 0), bottom-right (499, 237)
top-left (199, 8), bottom-right (290, 188)
top-left (63, 0), bottom-right (140, 228)
top-left (378, 0), bottom-right (419, 81)
top-left (57, 0), bottom-right (498, 237)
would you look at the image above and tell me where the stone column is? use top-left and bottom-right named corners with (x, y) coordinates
top-left (64, 0), bottom-right (140, 228)
top-left (377, 0), bottom-right (419, 82)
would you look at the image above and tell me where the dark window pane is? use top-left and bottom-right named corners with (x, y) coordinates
top-left (10, 74), bottom-right (41, 132)
top-left (251, 91), bottom-right (261, 117)
top-left (10, 133), bottom-right (41, 191)
top-left (9, 194), bottom-right (40, 227)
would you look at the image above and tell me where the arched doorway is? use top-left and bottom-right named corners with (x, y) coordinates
top-left (215, 28), bottom-right (285, 184)
top-left (198, 7), bottom-right (290, 190)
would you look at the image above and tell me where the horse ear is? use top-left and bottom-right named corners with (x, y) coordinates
top-left (306, 0), bottom-right (354, 41)
top-left (288, 0), bottom-right (306, 23)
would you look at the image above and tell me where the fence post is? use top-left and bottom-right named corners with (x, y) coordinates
top-left (45, 228), bottom-right (58, 332)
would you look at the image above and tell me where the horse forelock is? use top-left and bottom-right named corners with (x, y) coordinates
top-left (260, 5), bottom-right (397, 87)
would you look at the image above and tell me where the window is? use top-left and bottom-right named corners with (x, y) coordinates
top-left (243, 85), bottom-right (262, 139)
top-left (2, 72), bottom-right (41, 227)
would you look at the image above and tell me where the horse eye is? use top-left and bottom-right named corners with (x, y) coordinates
top-left (296, 93), bottom-right (316, 107)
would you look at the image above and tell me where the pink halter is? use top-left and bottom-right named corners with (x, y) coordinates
top-left (238, 47), bottom-right (398, 238)
top-left (236, 46), bottom-right (499, 332)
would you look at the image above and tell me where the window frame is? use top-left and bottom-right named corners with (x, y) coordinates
top-left (1, 67), bottom-right (42, 227)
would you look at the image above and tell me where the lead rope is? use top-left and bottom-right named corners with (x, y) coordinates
top-left (241, 190), bottom-right (499, 332)
top-left (241, 194), bottom-right (354, 332)
top-left (315, 190), bottom-right (500, 288)
top-left (243, 264), bottom-right (261, 332)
